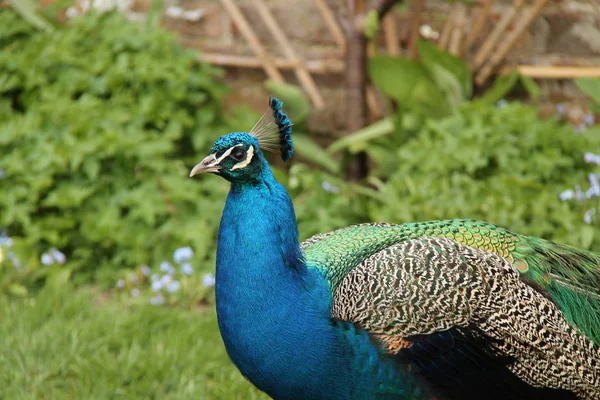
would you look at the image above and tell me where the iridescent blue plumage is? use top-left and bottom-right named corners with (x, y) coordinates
top-left (190, 98), bottom-right (600, 400)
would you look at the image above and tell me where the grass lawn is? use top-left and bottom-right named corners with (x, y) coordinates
top-left (0, 285), bottom-right (268, 400)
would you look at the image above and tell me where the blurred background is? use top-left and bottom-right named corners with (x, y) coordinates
top-left (0, 0), bottom-right (599, 398)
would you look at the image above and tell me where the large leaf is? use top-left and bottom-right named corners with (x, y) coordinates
top-left (418, 39), bottom-right (472, 105)
top-left (368, 55), bottom-right (446, 114)
top-left (265, 79), bottom-right (310, 126)
top-left (293, 134), bottom-right (340, 173)
top-left (8, 0), bottom-right (53, 31)
top-left (575, 78), bottom-right (600, 105)
top-left (475, 71), bottom-right (520, 106)
top-left (328, 117), bottom-right (394, 154)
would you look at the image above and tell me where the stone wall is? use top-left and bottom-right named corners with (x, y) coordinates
top-left (67, 0), bottom-right (600, 133)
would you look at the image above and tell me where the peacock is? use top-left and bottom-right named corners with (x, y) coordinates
top-left (189, 97), bottom-right (600, 400)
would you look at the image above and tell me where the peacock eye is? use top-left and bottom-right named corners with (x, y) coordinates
top-left (230, 147), bottom-right (247, 162)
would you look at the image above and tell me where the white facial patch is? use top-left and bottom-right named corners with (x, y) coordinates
top-left (231, 145), bottom-right (254, 171)
top-left (214, 144), bottom-right (244, 165)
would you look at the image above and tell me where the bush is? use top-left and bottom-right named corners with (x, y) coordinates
top-left (0, 9), bottom-right (232, 286)
top-left (365, 102), bottom-right (600, 249)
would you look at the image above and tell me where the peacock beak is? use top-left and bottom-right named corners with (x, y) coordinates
top-left (189, 154), bottom-right (222, 177)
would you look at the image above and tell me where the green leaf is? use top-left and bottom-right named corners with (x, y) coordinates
top-left (264, 80), bottom-right (310, 126)
top-left (328, 117), bottom-right (394, 154)
top-left (475, 71), bottom-right (520, 106)
top-left (418, 39), bottom-right (472, 102)
top-left (368, 55), bottom-right (445, 114)
top-left (7, 283), bottom-right (28, 297)
top-left (575, 78), bottom-right (600, 105)
top-left (519, 75), bottom-right (541, 99)
top-left (8, 0), bottom-right (54, 31)
top-left (293, 134), bottom-right (340, 173)
top-left (364, 10), bottom-right (379, 39)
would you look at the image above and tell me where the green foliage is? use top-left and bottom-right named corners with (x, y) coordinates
top-left (364, 102), bottom-right (600, 250)
top-left (0, 9), bottom-right (232, 286)
top-left (368, 39), bottom-right (472, 118)
top-left (0, 284), bottom-right (267, 399)
top-left (576, 78), bottom-right (600, 115)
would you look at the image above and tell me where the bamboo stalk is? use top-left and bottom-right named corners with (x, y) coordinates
top-left (499, 65), bottom-right (600, 79)
top-left (383, 12), bottom-right (401, 56)
top-left (449, 3), bottom-right (466, 56)
top-left (471, 0), bottom-right (525, 71)
top-left (475, 0), bottom-right (550, 85)
top-left (438, 8), bottom-right (454, 50)
top-left (407, 0), bottom-right (425, 59)
top-left (462, 0), bottom-right (495, 55)
top-left (198, 53), bottom-right (345, 74)
top-left (219, 0), bottom-right (284, 82)
top-left (252, 0), bottom-right (325, 108)
top-left (314, 0), bottom-right (346, 51)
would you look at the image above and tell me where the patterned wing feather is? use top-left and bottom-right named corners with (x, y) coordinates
top-left (302, 219), bottom-right (600, 345)
top-left (330, 237), bottom-right (600, 399)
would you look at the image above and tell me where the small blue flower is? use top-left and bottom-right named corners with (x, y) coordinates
top-left (202, 273), bottom-right (216, 288)
top-left (173, 247), bottom-right (194, 264)
top-left (0, 169), bottom-right (5, 179)
top-left (116, 279), bottom-right (125, 289)
top-left (50, 249), bottom-right (66, 265)
top-left (584, 208), bottom-right (596, 224)
top-left (160, 261), bottom-right (175, 275)
top-left (151, 280), bottom-right (163, 292)
top-left (130, 275), bottom-right (139, 284)
top-left (181, 262), bottom-right (193, 275)
top-left (149, 295), bottom-right (166, 305)
top-left (496, 99), bottom-right (507, 109)
top-left (131, 288), bottom-right (141, 297)
top-left (141, 265), bottom-right (151, 276)
top-left (575, 185), bottom-right (585, 201)
top-left (559, 190), bottom-right (574, 201)
top-left (588, 174), bottom-right (600, 198)
top-left (555, 104), bottom-right (566, 115)
top-left (41, 253), bottom-right (54, 266)
top-left (584, 152), bottom-right (600, 165)
top-left (160, 274), bottom-right (172, 286)
top-left (151, 273), bottom-right (160, 282)
top-left (575, 123), bottom-right (587, 133)
top-left (11, 258), bottom-right (21, 270)
top-left (583, 114), bottom-right (595, 126)
top-left (321, 181), bottom-right (340, 194)
top-left (0, 237), bottom-right (13, 247)
top-left (166, 280), bottom-right (181, 293)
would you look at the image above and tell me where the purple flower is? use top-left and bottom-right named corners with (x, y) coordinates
top-left (583, 114), bottom-right (595, 126)
top-left (321, 181), bottom-right (340, 194)
top-left (131, 288), bottom-right (140, 297)
top-left (50, 249), bottom-right (66, 265)
top-left (149, 295), bottom-right (166, 305)
top-left (160, 261), bottom-right (175, 275)
top-left (181, 262), bottom-right (193, 275)
top-left (556, 104), bottom-right (566, 115)
top-left (166, 280), bottom-right (181, 293)
top-left (584, 208), bottom-right (596, 224)
top-left (587, 174), bottom-right (600, 198)
top-left (41, 253), bottom-right (54, 266)
top-left (141, 265), bottom-right (151, 276)
top-left (559, 190), bottom-right (574, 201)
top-left (202, 273), bottom-right (216, 288)
top-left (584, 152), bottom-right (600, 165)
top-left (116, 279), bottom-right (125, 289)
top-left (151, 281), bottom-right (163, 292)
top-left (173, 247), bottom-right (194, 264)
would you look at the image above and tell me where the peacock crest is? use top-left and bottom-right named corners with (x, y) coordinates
top-left (249, 97), bottom-right (294, 161)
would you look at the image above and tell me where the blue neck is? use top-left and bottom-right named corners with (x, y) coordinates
top-left (215, 162), bottom-right (423, 400)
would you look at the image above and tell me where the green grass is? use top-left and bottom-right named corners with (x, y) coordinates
top-left (0, 285), bottom-right (268, 400)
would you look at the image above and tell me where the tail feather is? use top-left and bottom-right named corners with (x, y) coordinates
top-left (519, 239), bottom-right (600, 345)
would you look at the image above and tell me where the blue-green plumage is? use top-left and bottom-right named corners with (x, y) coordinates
top-left (190, 98), bottom-right (600, 399)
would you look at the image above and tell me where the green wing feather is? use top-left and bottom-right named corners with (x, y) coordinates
top-left (301, 219), bottom-right (600, 345)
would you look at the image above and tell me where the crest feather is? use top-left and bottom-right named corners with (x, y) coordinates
top-left (249, 97), bottom-right (294, 161)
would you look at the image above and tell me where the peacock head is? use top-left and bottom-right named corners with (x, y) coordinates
top-left (189, 97), bottom-right (293, 183)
